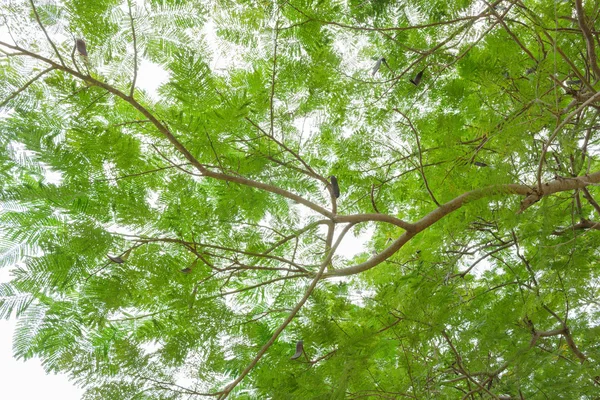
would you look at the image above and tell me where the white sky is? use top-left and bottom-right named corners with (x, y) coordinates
top-left (0, 269), bottom-right (84, 399)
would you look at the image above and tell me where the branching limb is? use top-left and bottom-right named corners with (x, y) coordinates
top-left (326, 171), bottom-right (600, 277)
top-left (453, 242), bottom-right (515, 278)
top-left (334, 213), bottom-right (414, 231)
top-left (537, 92), bottom-right (600, 193)
top-left (262, 220), bottom-right (328, 255)
top-left (245, 117), bottom-right (326, 184)
top-left (0, 40), bottom-right (335, 218)
top-left (581, 187), bottom-right (600, 215)
top-left (216, 222), bottom-right (357, 399)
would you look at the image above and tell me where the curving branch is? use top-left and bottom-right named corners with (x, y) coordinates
top-left (394, 109), bottom-right (440, 207)
top-left (284, 2), bottom-right (497, 33)
top-left (28, 0), bottom-right (66, 67)
top-left (325, 171), bottom-right (600, 278)
top-left (536, 91), bottom-right (600, 192)
top-left (334, 213), bottom-right (414, 231)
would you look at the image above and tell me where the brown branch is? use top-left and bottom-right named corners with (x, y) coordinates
top-left (454, 242), bottom-right (515, 278)
top-left (335, 213), bottom-right (414, 231)
top-left (542, 304), bottom-right (587, 363)
top-left (245, 117), bottom-right (326, 183)
top-left (285, 2), bottom-right (494, 33)
top-left (552, 219), bottom-right (600, 235)
top-left (536, 91), bottom-right (600, 193)
top-left (581, 187), bottom-right (600, 215)
top-left (261, 220), bottom-right (328, 255)
top-left (138, 376), bottom-right (217, 397)
top-left (370, 184), bottom-right (381, 213)
top-left (208, 275), bottom-right (306, 299)
top-left (325, 171), bottom-right (600, 277)
top-left (489, 5), bottom-right (537, 63)
top-left (94, 163), bottom-right (189, 182)
top-left (132, 236), bottom-right (307, 272)
top-left (441, 331), bottom-right (500, 399)
top-left (29, 0), bottom-right (66, 67)
top-left (324, 221), bottom-right (335, 271)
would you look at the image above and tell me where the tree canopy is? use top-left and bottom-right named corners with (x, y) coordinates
top-left (1, 0), bottom-right (599, 398)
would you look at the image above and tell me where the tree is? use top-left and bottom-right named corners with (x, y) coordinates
top-left (0, 0), bottom-right (599, 398)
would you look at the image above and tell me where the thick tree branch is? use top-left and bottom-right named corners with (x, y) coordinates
top-left (325, 172), bottom-right (600, 277)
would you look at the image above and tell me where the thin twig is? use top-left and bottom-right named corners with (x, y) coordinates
top-left (127, 0), bottom-right (139, 98)
top-left (394, 109), bottom-right (440, 206)
top-left (29, 0), bottom-right (66, 66)
top-left (216, 222), bottom-right (357, 399)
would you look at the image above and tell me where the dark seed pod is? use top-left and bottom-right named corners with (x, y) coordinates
top-left (107, 255), bottom-right (124, 264)
top-left (410, 69), bottom-right (424, 86)
top-left (75, 39), bottom-right (88, 57)
top-left (329, 176), bottom-right (340, 198)
top-left (290, 340), bottom-right (304, 360)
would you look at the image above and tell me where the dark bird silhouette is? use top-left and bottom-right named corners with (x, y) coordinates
top-left (410, 69), bottom-right (424, 86)
top-left (180, 267), bottom-right (192, 274)
top-left (75, 39), bottom-right (88, 57)
top-left (107, 255), bottom-right (124, 264)
top-left (371, 57), bottom-right (389, 76)
top-left (290, 340), bottom-right (304, 360)
top-left (473, 161), bottom-right (488, 167)
top-left (329, 176), bottom-right (340, 198)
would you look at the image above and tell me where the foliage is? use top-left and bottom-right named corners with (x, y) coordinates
top-left (1, 0), bottom-right (600, 398)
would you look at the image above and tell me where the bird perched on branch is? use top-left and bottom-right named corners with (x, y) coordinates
top-left (329, 176), bottom-right (340, 198)
top-left (410, 69), bottom-right (424, 86)
top-left (290, 340), bottom-right (304, 360)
